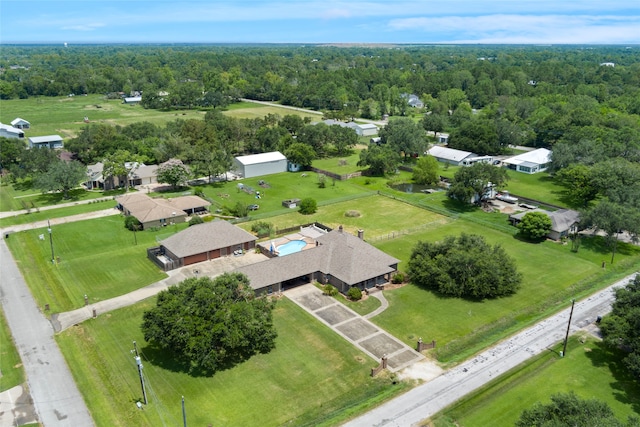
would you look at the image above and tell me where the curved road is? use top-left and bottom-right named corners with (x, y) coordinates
top-left (342, 273), bottom-right (637, 427)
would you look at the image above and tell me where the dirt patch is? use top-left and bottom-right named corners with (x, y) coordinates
top-left (397, 359), bottom-right (444, 381)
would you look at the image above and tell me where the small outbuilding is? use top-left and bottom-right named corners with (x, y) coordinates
top-left (233, 151), bottom-right (288, 179)
top-left (11, 118), bottom-right (30, 129)
top-left (123, 96), bottom-right (142, 105)
top-left (502, 148), bottom-right (552, 174)
top-left (148, 220), bottom-right (257, 270)
top-left (28, 135), bottom-right (63, 149)
top-left (509, 208), bottom-right (580, 241)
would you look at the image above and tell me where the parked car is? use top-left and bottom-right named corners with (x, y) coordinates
top-left (496, 191), bottom-right (518, 204)
top-left (248, 204), bottom-right (260, 211)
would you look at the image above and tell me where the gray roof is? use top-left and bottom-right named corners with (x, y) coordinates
top-left (427, 146), bottom-right (474, 162)
top-left (116, 193), bottom-right (209, 224)
top-left (237, 229), bottom-right (399, 290)
top-left (160, 220), bottom-right (257, 258)
top-left (510, 208), bottom-right (580, 233)
top-left (28, 135), bottom-right (63, 144)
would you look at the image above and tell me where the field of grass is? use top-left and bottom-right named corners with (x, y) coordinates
top-left (0, 309), bottom-right (25, 392)
top-left (312, 152), bottom-right (363, 175)
top-left (430, 335), bottom-right (640, 426)
top-left (371, 220), bottom-right (640, 363)
top-left (0, 96), bottom-right (320, 140)
top-left (5, 216), bottom-right (168, 312)
top-left (56, 297), bottom-right (406, 427)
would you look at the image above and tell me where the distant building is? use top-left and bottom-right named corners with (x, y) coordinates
top-left (0, 123), bottom-right (25, 139)
top-left (502, 148), bottom-right (552, 174)
top-left (426, 146), bottom-right (476, 166)
top-left (11, 118), bottom-right (30, 129)
top-left (234, 151), bottom-right (288, 178)
top-left (509, 209), bottom-right (580, 241)
top-left (600, 62), bottom-right (615, 67)
top-left (28, 135), bottom-right (63, 149)
top-left (123, 96), bottom-right (142, 104)
top-left (350, 123), bottom-right (378, 136)
top-left (116, 192), bottom-right (210, 230)
top-left (402, 93), bottom-right (424, 108)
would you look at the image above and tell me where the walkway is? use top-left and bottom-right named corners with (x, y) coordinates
top-left (285, 285), bottom-right (428, 373)
top-left (52, 251), bottom-right (268, 332)
top-left (364, 289), bottom-right (389, 319)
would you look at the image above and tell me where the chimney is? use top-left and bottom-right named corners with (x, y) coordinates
top-left (357, 229), bottom-right (364, 240)
top-left (338, 225), bottom-right (343, 233)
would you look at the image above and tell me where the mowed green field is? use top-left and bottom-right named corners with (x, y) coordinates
top-left (372, 219), bottom-right (640, 363)
top-left (0, 95), bottom-right (319, 139)
top-left (5, 215), bottom-right (168, 312)
top-left (430, 336), bottom-right (640, 427)
top-left (57, 297), bottom-right (404, 427)
top-left (0, 309), bottom-right (24, 392)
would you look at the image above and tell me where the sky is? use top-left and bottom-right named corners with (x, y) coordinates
top-left (1, 0), bottom-right (639, 45)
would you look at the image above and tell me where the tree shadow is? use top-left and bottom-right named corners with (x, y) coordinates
top-left (584, 340), bottom-right (640, 414)
top-left (441, 198), bottom-right (478, 214)
top-left (140, 342), bottom-right (250, 378)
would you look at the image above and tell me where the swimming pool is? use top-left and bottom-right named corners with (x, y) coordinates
top-left (277, 240), bottom-right (307, 256)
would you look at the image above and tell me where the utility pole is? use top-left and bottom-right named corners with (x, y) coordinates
top-left (182, 395), bottom-right (187, 427)
top-left (47, 220), bottom-right (55, 264)
top-left (132, 341), bottom-right (148, 404)
top-left (562, 299), bottom-right (575, 357)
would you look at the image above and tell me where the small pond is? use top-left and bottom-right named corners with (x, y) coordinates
top-left (390, 183), bottom-right (441, 194)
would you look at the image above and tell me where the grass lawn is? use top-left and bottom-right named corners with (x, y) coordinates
top-left (5, 216), bottom-right (168, 313)
top-left (430, 335), bottom-right (640, 427)
top-left (0, 96), bottom-right (319, 140)
top-left (0, 309), bottom-right (25, 392)
top-left (56, 297), bottom-right (406, 427)
top-left (312, 152), bottom-right (363, 175)
top-left (0, 198), bottom-right (116, 228)
top-left (371, 220), bottom-right (640, 363)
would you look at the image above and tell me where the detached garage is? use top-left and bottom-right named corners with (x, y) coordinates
top-left (234, 151), bottom-right (288, 178)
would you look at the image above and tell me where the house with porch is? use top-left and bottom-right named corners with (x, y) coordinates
top-left (11, 118), bottom-right (30, 129)
top-left (502, 148), bottom-right (552, 174)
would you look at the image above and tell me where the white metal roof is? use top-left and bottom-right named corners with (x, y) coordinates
top-left (0, 123), bottom-right (23, 135)
top-left (11, 118), bottom-right (29, 126)
top-left (357, 123), bottom-right (378, 130)
top-left (503, 148), bottom-right (551, 166)
top-left (28, 135), bottom-right (63, 143)
top-left (235, 151), bottom-right (287, 166)
top-left (427, 146), bottom-right (473, 162)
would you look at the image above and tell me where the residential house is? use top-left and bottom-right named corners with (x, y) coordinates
top-left (86, 162), bottom-right (158, 190)
top-left (509, 208), bottom-right (580, 241)
top-left (148, 220), bottom-right (257, 271)
top-left (502, 148), bottom-right (552, 174)
top-left (116, 192), bottom-right (210, 230)
top-left (28, 135), bottom-right (63, 149)
top-left (0, 123), bottom-right (25, 139)
top-left (426, 145), bottom-right (477, 166)
top-left (11, 118), bottom-right (30, 129)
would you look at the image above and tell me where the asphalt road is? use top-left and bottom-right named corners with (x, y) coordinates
top-left (0, 238), bottom-right (95, 427)
top-left (342, 273), bottom-right (637, 427)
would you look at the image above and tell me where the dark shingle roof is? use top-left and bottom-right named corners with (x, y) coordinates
top-left (160, 220), bottom-right (256, 258)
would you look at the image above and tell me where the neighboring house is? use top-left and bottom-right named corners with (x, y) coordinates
top-left (0, 123), bottom-right (25, 139)
top-left (234, 151), bottom-right (288, 178)
top-left (148, 220), bottom-right (257, 271)
top-left (401, 93), bottom-right (424, 108)
top-left (85, 162), bottom-right (158, 190)
top-left (116, 192), bottom-right (210, 230)
top-left (426, 145), bottom-right (476, 166)
top-left (437, 133), bottom-right (449, 144)
top-left (28, 135), bottom-right (63, 149)
top-left (236, 226), bottom-right (400, 295)
top-left (11, 118), bottom-right (30, 129)
top-left (509, 208), bottom-right (580, 241)
top-left (123, 96), bottom-right (142, 104)
top-left (502, 148), bottom-right (552, 174)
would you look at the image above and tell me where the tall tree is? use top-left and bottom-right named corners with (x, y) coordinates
top-left (156, 158), bottom-right (191, 189)
top-left (357, 144), bottom-right (401, 176)
top-left (412, 155), bottom-right (439, 185)
top-left (600, 274), bottom-right (640, 383)
top-left (447, 162), bottom-right (509, 205)
top-left (34, 159), bottom-right (87, 199)
top-left (102, 149), bottom-right (141, 191)
top-left (141, 273), bottom-right (277, 375)
top-left (380, 117), bottom-right (427, 159)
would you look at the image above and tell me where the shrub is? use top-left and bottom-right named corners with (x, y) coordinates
top-left (251, 221), bottom-right (274, 237)
top-left (391, 272), bottom-right (405, 284)
top-left (323, 284), bottom-right (338, 296)
top-left (194, 188), bottom-right (205, 198)
top-left (124, 215), bottom-right (142, 231)
top-left (345, 210), bottom-right (361, 218)
top-left (347, 287), bottom-right (363, 300)
top-left (299, 198), bottom-right (317, 215)
top-left (318, 174), bottom-right (327, 188)
top-left (188, 216), bottom-right (204, 226)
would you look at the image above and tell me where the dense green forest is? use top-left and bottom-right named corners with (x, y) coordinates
top-left (1, 45), bottom-right (639, 234)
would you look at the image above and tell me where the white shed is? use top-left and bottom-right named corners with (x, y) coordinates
top-left (426, 146), bottom-right (475, 166)
top-left (354, 123), bottom-right (378, 136)
top-left (0, 123), bottom-right (24, 139)
top-left (234, 151), bottom-right (288, 178)
top-left (28, 135), bottom-right (63, 149)
top-left (11, 118), bottom-right (30, 129)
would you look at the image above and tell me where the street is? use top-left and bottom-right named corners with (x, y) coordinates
top-left (342, 273), bottom-right (637, 427)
